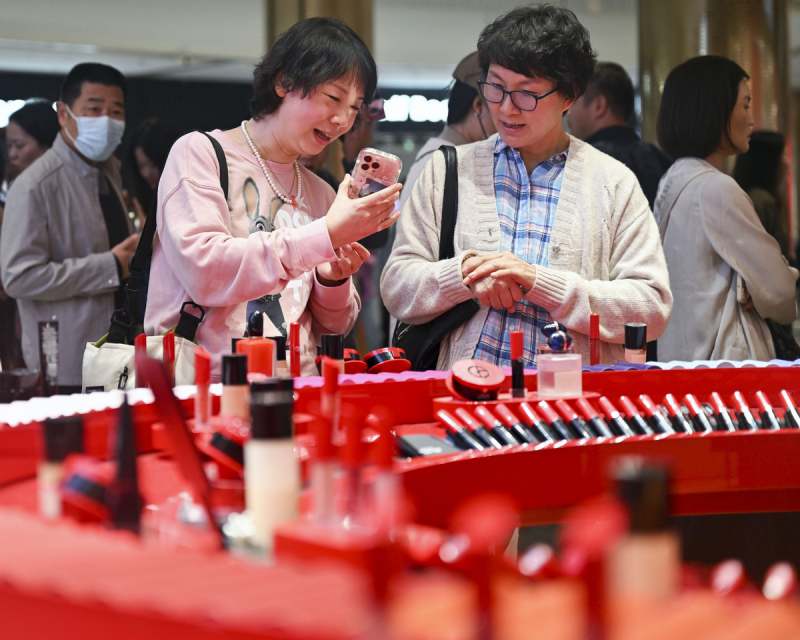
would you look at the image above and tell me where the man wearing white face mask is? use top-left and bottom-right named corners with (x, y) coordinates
top-left (1, 63), bottom-right (139, 391)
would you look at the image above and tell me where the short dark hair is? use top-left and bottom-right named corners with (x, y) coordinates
top-left (8, 100), bottom-right (59, 148)
top-left (733, 130), bottom-right (785, 197)
top-left (477, 4), bottom-right (596, 101)
top-left (251, 17), bottom-right (377, 119)
top-left (583, 62), bottom-right (634, 123)
top-left (447, 80), bottom-right (478, 125)
top-left (657, 55), bottom-right (749, 159)
top-left (59, 62), bottom-right (127, 107)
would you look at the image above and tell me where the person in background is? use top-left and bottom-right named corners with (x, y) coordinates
top-left (567, 62), bottom-right (671, 209)
top-left (655, 56), bottom-right (797, 362)
top-left (399, 51), bottom-right (496, 210)
top-left (124, 117), bottom-right (183, 222)
top-left (0, 63), bottom-right (139, 390)
top-left (733, 130), bottom-right (789, 258)
top-left (382, 5), bottom-right (671, 369)
top-left (145, 18), bottom-right (400, 377)
top-left (0, 99), bottom-right (60, 371)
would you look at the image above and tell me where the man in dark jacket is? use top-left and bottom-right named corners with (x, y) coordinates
top-left (568, 62), bottom-right (671, 209)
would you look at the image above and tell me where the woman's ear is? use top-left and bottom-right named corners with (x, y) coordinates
top-left (274, 74), bottom-right (288, 98)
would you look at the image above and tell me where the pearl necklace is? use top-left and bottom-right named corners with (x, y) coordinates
top-left (240, 120), bottom-right (302, 208)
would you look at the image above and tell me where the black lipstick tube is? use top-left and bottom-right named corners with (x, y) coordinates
top-left (537, 400), bottom-right (577, 440)
top-left (518, 402), bottom-right (557, 443)
top-left (494, 404), bottom-right (537, 444)
top-left (575, 397), bottom-right (614, 438)
top-left (475, 405), bottom-right (528, 445)
top-left (663, 394), bottom-right (694, 433)
top-left (454, 408), bottom-right (505, 449)
top-left (755, 391), bottom-right (782, 430)
top-left (637, 394), bottom-right (675, 434)
top-left (731, 391), bottom-right (760, 431)
top-left (709, 392), bottom-right (737, 432)
top-left (553, 399), bottom-right (594, 439)
top-left (684, 394), bottom-right (714, 433)
top-left (597, 396), bottom-right (635, 436)
top-left (618, 395), bottom-right (654, 435)
top-left (510, 330), bottom-right (526, 398)
top-left (436, 409), bottom-right (486, 451)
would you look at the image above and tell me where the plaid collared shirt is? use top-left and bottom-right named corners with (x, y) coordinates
top-left (473, 137), bottom-right (567, 365)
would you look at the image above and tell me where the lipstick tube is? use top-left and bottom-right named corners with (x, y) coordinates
top-left (194, 349), bottom-right (212, 430)
top-left (662, 394), bottom-right (693, 433)
top-left (436, 409), bottom-right (486, 451)
top-left (618, 395), bottom-right (654, 435)
top-left (311, 398), bottom-right (336, 526)
top-left (575, 398), bottom-right (614, 438)
top-left (536, 400), bottom-right (575, 440)
top-left (731, 391), bottom-right (760, 431)
top-left (779, 390), bottom-right (800, 429)
top-left (474, 405), bottom-right (523, 446)
top-left (709, 392), bottom-right (737, 432)
top-left (684, 394), bottom-right (714, 433)
top-left (518, 402), bottom-right (557, 443)
top-left (755, 391), bottom-right (782, 431)
top-left (494, 403), bottom-right (537, 444)
top-left (553, 399), bottom-right (594, 439)
top-left (367, 412), bottom-right (402, 536)
top-left (107, 395), bottom-right (143, 535)
top-left (342, 414), bottom-right (365, 522)
top-left (454, 407), bottom-right (504, 449)
top-left (637, 394), bottom-right (675, 434)
top-left (589, 313), bottom-right (600, 365)
top-left (510, 330), bottom-right (526, 397)
top-left (320, 357), bottom-right (341, 439)
top-left (134, 333), bottom-right (147, 388)
top-left (597, 396), bottom-right (635, 436)
top-left (289, 322), bottom-right (301, 377)
top-left (163, 330), bottom-right (175, 386)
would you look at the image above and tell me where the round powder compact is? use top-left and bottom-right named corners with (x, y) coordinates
top-left (364, 348), bottom-right (412, 374)
top-left (446, 359), bottom-right (505, 401)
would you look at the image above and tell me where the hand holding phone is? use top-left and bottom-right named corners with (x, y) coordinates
top-left (348, 147), bottom-right (402, 198)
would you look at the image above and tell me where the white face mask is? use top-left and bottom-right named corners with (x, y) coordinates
top-left (64, 104), bottom-right (125, 162)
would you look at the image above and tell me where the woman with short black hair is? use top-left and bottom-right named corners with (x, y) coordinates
top-left (146, 17), bottom-right (401, 377)
top-left (655, 55), bottom-right (797, 361)
top-left (383, 5), bottom-right (671, 367)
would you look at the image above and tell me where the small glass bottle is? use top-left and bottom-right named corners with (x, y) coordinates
top-left (624, 323), bottom-right (647, 364)
top-left (220, 354), bottom-right (249, 420)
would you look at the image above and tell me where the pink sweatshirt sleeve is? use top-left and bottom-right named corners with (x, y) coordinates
top-left (155, 133), bottom-right (338, 307)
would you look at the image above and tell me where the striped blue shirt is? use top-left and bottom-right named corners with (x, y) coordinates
top-left (473, 137), bottom-right (567, 365)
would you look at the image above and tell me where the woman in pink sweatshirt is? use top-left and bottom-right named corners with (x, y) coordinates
top-left (145, 18), bottom-right (401, 377)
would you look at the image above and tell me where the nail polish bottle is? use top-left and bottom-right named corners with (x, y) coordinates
top-left (220, 354), bottom-right (249, 420)
top-left (39, 415), bottom-right (84, 519)
top-left (624, 323), bottom-right (647, 364)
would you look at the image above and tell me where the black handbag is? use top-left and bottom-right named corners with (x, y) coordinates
top-left (392, 145), bottom-right (480, 370)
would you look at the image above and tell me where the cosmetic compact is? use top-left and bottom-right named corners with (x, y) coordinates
top-left (446, 359), bottom-right (505, 401)
top-left (364, 348), bottom-right (411, 374)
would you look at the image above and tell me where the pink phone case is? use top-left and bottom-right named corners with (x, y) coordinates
top-left (349, 147), bottom-right (402, 198)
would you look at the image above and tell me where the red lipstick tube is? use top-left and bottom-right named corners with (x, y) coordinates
top-left (710, 392), bottom-right (737, 432)
top-left (575, 398), bottom-right (614, 438)
top-left (684, 394), bottom-right (714, 433)
top-left (536, 400), bottom-right (574, 440)
top-left (553, 399), bottom-right (593, 439)
top-left (731, 390), bottom-right (760, 431)
top-left (289, 321), bottom-right (301, 377)
top-left (780, 390), bottom-right (800, 429)
top-left (755, 391), bottom-right (782, 430)
top-left (518, 402), bottom-right (557, 443)
top-left (134, 333), bottom-right (147, 388)
top-left (436, 409), bottom-right (486, 451)
top-left (589, 313), bottom-right (600, 365)
top-left (618, 395), bottom-right (654, 435)
top-left (637, 394), bottom-right (675, 434)
top-left (494, 403), bottom-right (537, 444)
top-left (597, 396), bottom-right (635, 436)
top-left (474, 405), bottom-right (524, 446)
top-left (510, 330), bottom-right (526, 397)
top-left (162, 331), bottom-right (175, 386)
top-left (454, 408), bottom-right (505, 449)
top-left (663, 394), bottom-right (693, 433)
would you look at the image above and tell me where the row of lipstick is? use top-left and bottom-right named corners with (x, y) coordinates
top-left (435, 390), bottom-right (800, 451)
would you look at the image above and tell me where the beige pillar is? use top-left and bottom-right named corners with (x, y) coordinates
top-left (639, 0), bottom-right (793, 250)
top-left (266, 0), bottom-right (373, 50)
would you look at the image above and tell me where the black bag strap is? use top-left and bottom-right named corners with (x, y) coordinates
top-left (438, 145), bottom-right (458, 260)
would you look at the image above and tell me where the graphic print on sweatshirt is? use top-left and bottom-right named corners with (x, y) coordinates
top-left (242, 176), bottom-right (314, 338)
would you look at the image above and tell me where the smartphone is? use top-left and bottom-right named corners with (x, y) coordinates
top-left (349, 147), bottom-right (402, 198)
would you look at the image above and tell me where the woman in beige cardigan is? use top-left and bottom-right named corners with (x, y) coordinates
top-left (381, 5), bottom-right (672, 369)
top-left (655, 55), bottom-right (797, 362)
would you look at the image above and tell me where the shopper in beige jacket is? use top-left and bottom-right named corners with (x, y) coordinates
top-left (655, 56), bottom-right (797, 362)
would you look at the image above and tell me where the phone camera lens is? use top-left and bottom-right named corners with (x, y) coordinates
top-left (371, 162), bottom-right (380, 169)
top-left (361, 163), bottom-right (370, 170)
top-left (364, 155), bottom-right (372, 163)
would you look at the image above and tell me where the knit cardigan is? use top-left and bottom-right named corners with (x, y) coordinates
top-left (380, 134), bottom-right (672, 368)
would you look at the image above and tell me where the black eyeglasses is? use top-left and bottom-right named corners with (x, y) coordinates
top-left (478, 81), bottom-right (558, 112)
